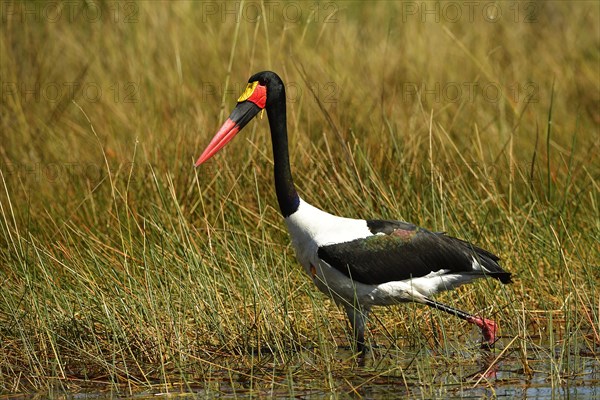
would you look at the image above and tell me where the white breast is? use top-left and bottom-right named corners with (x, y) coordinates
top-left (284, 198), bottom-right (372, 275)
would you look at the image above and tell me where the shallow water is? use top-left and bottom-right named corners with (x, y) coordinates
top-left (16, 331), bottom-right (600, 399)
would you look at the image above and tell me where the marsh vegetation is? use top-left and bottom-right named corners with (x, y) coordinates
top-left (1, 1), bottom-right (598, 397)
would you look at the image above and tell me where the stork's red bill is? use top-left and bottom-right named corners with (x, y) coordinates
top-left (195, 82), bottom-right (266, 166)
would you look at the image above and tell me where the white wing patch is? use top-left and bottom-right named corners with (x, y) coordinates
top-left (471, 257), bottom-right (489, 272)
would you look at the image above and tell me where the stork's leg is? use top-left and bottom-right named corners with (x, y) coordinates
top-left (344, 304), bottom-right (370, 353)
top-left (422, 298), bottom-right (498, 345)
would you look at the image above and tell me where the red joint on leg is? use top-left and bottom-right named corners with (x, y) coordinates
top-left (467, 316), bottom-right (498, 344)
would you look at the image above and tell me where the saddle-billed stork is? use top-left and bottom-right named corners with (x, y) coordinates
top-left (195, 71), bottom-right (511, 353)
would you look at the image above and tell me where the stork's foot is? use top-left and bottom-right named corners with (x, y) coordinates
top-left (466, 316), bottom-right (498, 347)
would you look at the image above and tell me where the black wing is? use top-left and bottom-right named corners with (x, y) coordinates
top-left (317, 219), bottom-right (512, 285)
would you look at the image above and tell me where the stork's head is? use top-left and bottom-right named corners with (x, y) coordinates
top-left (195, 71), bottom-right (284, 166)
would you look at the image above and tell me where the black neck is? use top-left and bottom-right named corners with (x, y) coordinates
top-left (266, 90), bottom-right (300, 217)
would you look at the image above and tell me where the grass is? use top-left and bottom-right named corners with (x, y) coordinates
top-left (1, 0), bottom-right (599, 397)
